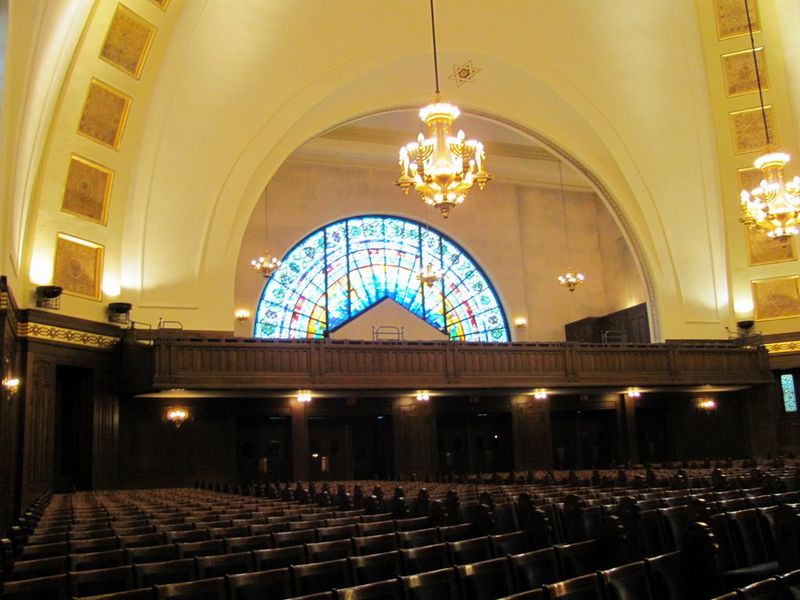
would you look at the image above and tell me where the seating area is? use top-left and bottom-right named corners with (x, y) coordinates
top-left (1, 469), bottom-right (799, 599)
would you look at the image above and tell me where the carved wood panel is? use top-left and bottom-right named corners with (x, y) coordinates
top-left (21, 358), bottom-right (55, 508)
top-left (393, 399), bottom-right (437, 479)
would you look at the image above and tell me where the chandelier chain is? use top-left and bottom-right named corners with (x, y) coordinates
top-left (430, 0), bottom-right (440, 95)
top-left (744, 0), bottom-right (770, 147)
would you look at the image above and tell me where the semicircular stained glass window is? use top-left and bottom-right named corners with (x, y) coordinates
top-left (254, 215), bottom-right (509, 342)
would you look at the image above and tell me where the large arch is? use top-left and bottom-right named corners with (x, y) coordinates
top-left (255, 215), bottom-right (510, 342)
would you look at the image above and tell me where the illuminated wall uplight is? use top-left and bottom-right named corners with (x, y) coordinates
top-left (626, 388), bottom-right (641, 399)
top-left (297, 390), bottom-right (312, 403)
top-left (533, 389), bottom-right (548, 400)
top-left (514, 317), bottom-right (528, 328)
top-left (29, 254), bottom-right (53, 285)
top-left (235, 309), bottom-right (250, 322)
top-left (166, 406), bottom-right (190, 428)
top-left (416, 391), bottom-right (430, 402)
top-left (102, 277), bottom-right (121, 297)
top-left (3, 377), bottom-right (20, 395)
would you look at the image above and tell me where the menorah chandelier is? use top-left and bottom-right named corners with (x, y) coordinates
top-left (250, 189), bottom-right (282, 278)
top-left (395, 0), bottom-right (491, 218)
top-left (738, 0), bottom-right (800, 241)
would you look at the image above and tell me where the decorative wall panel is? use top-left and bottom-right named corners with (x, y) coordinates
top-left (721, 47), bottom-right (767, 97)
top-left (61, 155), bottom-right (113, 224)
top-left (753, 276), bottom-right (800, 320)
top-left (77, 79), bottom-right (132, 149)
top-left (729, 105), bottom-right (775, 154)
top-left (100, 4), bottom-right (156, 79)
top-left (714, 0), bottom-right (759, 40)
top-left (54, 234), bottom-right (104, 300)
top-left (745, 226), bottom-right (796, 265)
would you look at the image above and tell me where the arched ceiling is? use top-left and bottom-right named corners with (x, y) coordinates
top-left (3, 0), bottom-right (800, 339)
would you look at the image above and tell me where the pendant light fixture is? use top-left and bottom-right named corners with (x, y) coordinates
top-left (395, 0), bottom-right (491, 218)
top-left (250, 187), bottom-right (281, 278)
top-left (738, 0), bottom-right (800, 241)
top-left (556, 161), bottom-right (585, 292)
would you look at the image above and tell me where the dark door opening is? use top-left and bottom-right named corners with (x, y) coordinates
top-left (54, 366), bottom-right (93, 492)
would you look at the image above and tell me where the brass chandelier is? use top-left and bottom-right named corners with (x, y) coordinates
top-left (250, 188), bottom-right (282, 278)
top-left (738, 0), bottom-right (800, 241)
top-left (555, 162), bottom-right (585, 292)
top-left (395, 0), bottom-right (491, 218)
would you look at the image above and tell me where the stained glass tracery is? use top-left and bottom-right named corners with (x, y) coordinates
top-left (255, 215), bottom-right (509, 342)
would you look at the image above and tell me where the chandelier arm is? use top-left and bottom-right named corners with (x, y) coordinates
top-left (429, 0), bottom-right (440, 95)
top-left (744, 0), bottom-right (770, 147)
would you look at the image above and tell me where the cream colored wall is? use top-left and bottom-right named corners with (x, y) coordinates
top-left (233, 160), bottom-right (645, 342)
top-left (3, 1), bottom-right (799, 341)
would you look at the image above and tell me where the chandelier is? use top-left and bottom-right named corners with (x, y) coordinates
top-left (395, 0), bottom-right (491, 218)
top-left (251, 252), bottom-right (281, 278)
top-left (738, 0), bottom-right (800, 241)
top-left (416, 262), bottom-right (443, 287)
top-left (250, 188), bottom-right (282, 277)
top-left (558, 270), bottom-right (585, 292)
top-left (555, 162), bottom-right (585, 292)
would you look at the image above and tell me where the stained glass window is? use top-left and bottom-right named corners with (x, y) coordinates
top-left (780, 373), bottom-right (798, 413)
top-left (255, 215), bottom-right (509, 342)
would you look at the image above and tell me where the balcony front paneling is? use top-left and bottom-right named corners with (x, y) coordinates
top-left (146, 336), bottom-right (774, 391)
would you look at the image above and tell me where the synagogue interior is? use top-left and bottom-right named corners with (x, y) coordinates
top-left (1, 1), bottom-right (800, 598)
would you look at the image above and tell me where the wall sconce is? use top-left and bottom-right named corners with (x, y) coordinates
top-left (235, 309), bottom-right (250, 323)
top-left (514, 317), bottom-right (527, 328)
top-left (626, 388), bottom-right (641, 399)
top-left (697, 398), bottom-right (717, 411)
top-left (165, 406), bottom-right (190, 428)
top-left (35, 285), bottom-right (63, 309)
top-left (297, 390), bottom-right (312, 403)
top-left (416, 391), bottom-right (430, 402)
top-left (3, 377), bottom-right (20, 396)
top-left (533, 389), bottom-right (548, 400)
top-left (107, 302), bottom-right (132, 325)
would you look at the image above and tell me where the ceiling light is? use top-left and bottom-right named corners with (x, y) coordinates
top-left (250, 187), bottom-right (282, 277)
top-left (738, 0), bottom-right (800, 241)
top-left (395, 0), bottom-right (491, 218)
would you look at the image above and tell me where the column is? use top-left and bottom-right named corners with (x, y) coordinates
top-left (510, 395), bottom-right (553, 470)
top-left (291, 399), bottom-right (309, 481)
top-left (621, 393), bottom-right (639, 463)
top-left (392, 395), bottom-right (437, 480)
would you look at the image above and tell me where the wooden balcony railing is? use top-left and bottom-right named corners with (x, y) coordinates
top-left (146, 335), bottom-right (774, 391)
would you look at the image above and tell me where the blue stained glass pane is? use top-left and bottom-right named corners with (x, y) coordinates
top-left (255, 215), bottom-right (509, 341)
top-left (781, 374), bottom-right (798, 413)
